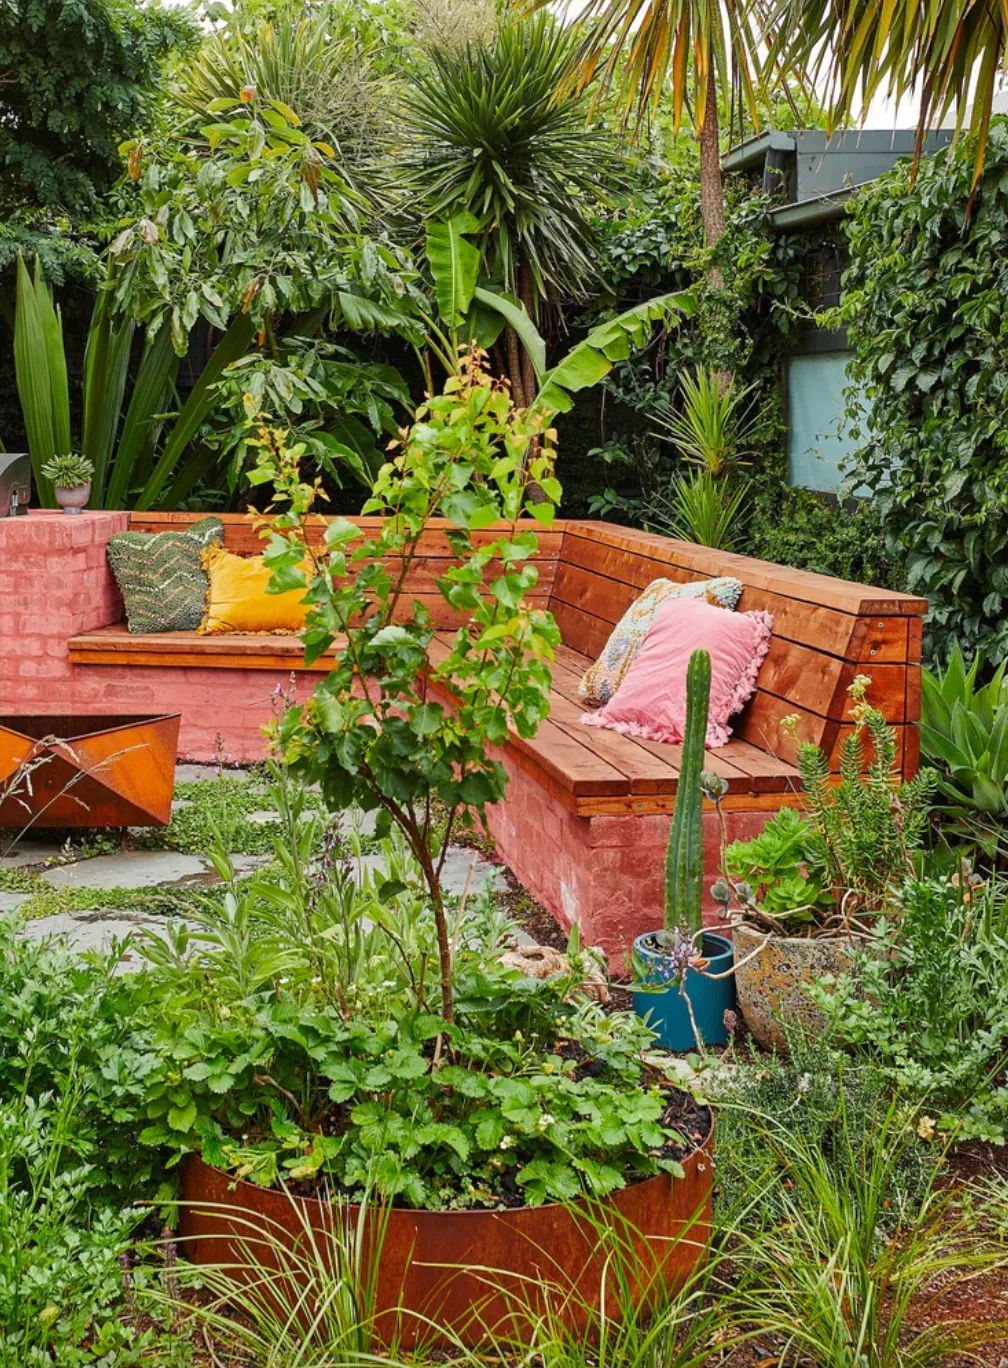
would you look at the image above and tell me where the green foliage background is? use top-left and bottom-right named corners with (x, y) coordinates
top-left (836, 118), bottom-right (1008, 663)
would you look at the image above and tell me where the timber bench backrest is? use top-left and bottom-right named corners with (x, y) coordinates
top-left (550, 522), bottom-right (927, 778)
top-left (127, 513), bottom-right (927, 777)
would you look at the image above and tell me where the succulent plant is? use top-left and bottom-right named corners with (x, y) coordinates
top-left (664, 648), bottom-right (711, 939)
top-left (41, 452), bottom-right (93, 489)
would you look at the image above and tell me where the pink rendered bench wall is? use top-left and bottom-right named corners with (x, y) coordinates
top-left (0, 511), bottom-right (316, 763)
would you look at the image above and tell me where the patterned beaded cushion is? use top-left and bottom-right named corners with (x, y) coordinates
top-left (106, 517), bottom-right (224, 633)
top-left (578, 576), bottom-right (743, 708)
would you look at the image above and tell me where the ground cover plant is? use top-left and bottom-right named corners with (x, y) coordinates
top-left (123, 764), bottom-right (703, 1210)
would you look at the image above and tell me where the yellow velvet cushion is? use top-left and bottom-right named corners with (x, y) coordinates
top-left (199, 545), bottom-right (311, 635)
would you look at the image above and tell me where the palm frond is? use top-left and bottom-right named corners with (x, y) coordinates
top-left (765, 0), bottom-right (1008, 183)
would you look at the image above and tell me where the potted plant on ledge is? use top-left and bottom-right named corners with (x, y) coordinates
top-left (720, 676), bottom-right (936, 1051)
top-left (632, 649), bottom-right (736, 1051)
top-left (41, 453), bottom-right (93, 514)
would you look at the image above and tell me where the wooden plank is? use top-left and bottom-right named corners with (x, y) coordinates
top-left (573, 790), bottom-right (805, 818)
top-left (716, 739), bottom-right (801, 794)
top-left (908, 616), bottom-right (923, 663)
top-left (128, 512), bottom-right (565, 561)
top-left (68, 626), bottom-right (339, 672)
top-left (547, 701), bottom-right (681, 795)
top-left (735, 694), bottom-right (831, 760)
top-left (552, 558), bottom-right (868, 663)
top-left (852, 615), bottom-right (909, 664)
top-left (627, 733), bottom-right (751, 794)
top-left (563, 523), bottom-right (929, 616)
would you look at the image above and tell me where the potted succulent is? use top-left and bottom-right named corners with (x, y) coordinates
top-left (631, 649), bottom-right (736, 1050)
top-left (716, 677), bottom-right (936, 1051)
top-left (41, 452), bottom-right (93, 513)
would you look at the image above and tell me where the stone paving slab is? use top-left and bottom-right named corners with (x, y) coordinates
top-left (0, 891), bottom-right (30, 913)
top-left (40, 849), bottom-right (270, 892)
top-left (1, 842), bottom-right (66, 869)
top-left (175, 763), bottom-right (254, 784)
top-left (354, 847), bottom-right (506, 897)
top-left (22, 909), bottom-right (185, 972)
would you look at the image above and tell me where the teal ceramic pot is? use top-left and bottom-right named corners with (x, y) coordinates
top-left (632, 932), bottom-right (736, 1051)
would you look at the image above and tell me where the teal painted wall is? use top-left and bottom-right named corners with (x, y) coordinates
top-left (786, 350), bottom-right (857, 492)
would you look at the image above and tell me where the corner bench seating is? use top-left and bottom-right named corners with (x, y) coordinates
top-left (50, 511), bottom-right (927, 959)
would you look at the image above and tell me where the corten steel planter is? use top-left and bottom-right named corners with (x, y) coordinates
top-left (0, 714), bottom-right (180, 829)
top-left (178, 1119), bottom-right (714, 1349)
top-left (733, 922), bottom-right (855, 1051)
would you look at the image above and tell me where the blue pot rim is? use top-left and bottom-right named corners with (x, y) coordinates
top-left (633, 930), bottom-right (734, 973)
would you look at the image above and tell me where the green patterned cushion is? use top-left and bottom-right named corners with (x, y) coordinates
top-left (107, 518), bottom-right (224, 633)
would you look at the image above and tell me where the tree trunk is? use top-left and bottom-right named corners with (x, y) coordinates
top-left (505, 324), bottom-right (526, 408)
top-left (698, 71), bottom-right (729, 391)
top-left (697, 74), bottom-right (726, 269)
top-left (417, 846), bottom-right (454, 1023)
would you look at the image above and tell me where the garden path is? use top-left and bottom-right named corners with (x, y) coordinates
top-left (1, 764), bottom-right (511, 965)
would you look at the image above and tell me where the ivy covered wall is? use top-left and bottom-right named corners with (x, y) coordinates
top-left (836, 118), bottom-right (1008, 664)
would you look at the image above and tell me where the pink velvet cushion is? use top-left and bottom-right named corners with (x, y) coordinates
top-left (580, 594), bottom-right (774, 748)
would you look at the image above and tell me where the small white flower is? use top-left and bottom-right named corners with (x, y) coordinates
top-left (500, 1135), bottom-right (516, 1150)
top-left (797, 1072), bottom-right (812, 1095)
top-left (538, 1113), bottom-right (556, 1130)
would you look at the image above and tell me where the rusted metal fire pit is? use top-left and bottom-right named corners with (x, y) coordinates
top-left (0, 714), bottom-right (180, 829)
top-left (178, 1114), bottom-right (714, 1349)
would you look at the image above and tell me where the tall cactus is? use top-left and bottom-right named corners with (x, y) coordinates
top-left (664, 648), bottom-right (711, 938)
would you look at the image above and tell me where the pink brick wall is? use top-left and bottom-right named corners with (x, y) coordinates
top-left (0, 511), bottom-right (318, 762)
top-left (486, 748), bottom-right (771, 971)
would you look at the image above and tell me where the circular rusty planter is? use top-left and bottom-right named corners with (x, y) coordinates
top-left (178, 1117), bottom-right (713, 1348)
top-left (733, 922), bottom-right (854, 1051)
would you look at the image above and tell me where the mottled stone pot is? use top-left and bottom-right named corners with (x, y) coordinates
top-left (733, 923), bottom-right (854, 1051)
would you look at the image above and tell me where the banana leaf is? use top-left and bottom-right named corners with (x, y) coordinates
top-left (536, 291), bottom-right (696, 415)
top-left (472, 287), bottom-right (546, 378)
top-left (427, 214), bottom-right (481, 327)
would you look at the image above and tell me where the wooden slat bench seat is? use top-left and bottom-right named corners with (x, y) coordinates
top-left (9, 509), bottom-right (927, 961)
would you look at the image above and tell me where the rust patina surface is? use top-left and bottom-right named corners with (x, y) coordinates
top-left (178, 1123), bottom-right (714, 1348)
top-left (0, 713), bottom-right (180, 828)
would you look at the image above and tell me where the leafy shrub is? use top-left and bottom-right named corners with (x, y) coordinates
top-left (921, 641), bottom-right (1008, 857)
top-left (720, 679), bottom-right (935, 932)
top-left (746, 484), bottom-right (896, 587)
top-left (812, 874), bottom-right (1008, 1142)
top-left (0, 913), bottom-right (152, 1197)
top-left (125, 788), bottom-right (697, 1211)
top-left (259, 349), bottom-right (562, 1024)
top-left (715, 1030), bottom-right (933, 1225)
top-left (836, 119), bottom-right (1008, 663)
top-left (0, 918), bottom-right (173, 1364)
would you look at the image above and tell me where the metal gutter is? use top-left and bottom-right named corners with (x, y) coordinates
top-left (721, 130), bottom-right (796, 173)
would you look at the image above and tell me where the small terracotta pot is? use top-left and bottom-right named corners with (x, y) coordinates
top-left (733, 922), bottom-right (854, 1051)
top-left (178, 1114), bottom-right (714, 1349)
top-left (54, 481), bottom-right (90, 513)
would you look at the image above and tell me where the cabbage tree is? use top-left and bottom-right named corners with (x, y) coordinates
top-left (400, 14), bottom-right (621, 404)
